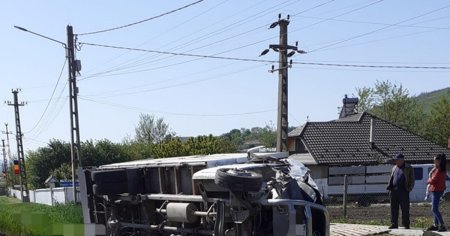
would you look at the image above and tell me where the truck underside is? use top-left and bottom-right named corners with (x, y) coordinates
top-left (79, 153), bottom-right (329, 236)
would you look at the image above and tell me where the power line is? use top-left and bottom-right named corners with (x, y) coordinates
top-left (83, 64), bottom-right (266, 98)
top-left (80, 0), bottom-right (230, 76)
top-left (303, 14), bottom-right (450, 52)
top-left (293, 15), bottom-right (450, 30)
top-left (30, 81), bottom-right (69, 140)
top-left (78, 0), bottom-right (299, 80)
top-left (79, 42), bottom-right (450, 70)
top-left (77, 0), bottom-right (205, 36)
top-left (25, 59), bottom-right (67, 134)
top-left (77, 0), bottom-right (336, 81)
top-left (79, 96), bottom-right (275, 117)
top-left (309, 4), bottom-right (450, 52)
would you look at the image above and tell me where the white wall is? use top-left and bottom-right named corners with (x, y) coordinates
top-left (9, 187), bottom-right (79, 205)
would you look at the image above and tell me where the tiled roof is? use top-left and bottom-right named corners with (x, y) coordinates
top-left (288, 124), bottom-right (305, 137)
top-left (333, 112), bottom-right (364, 122)
top-left (290, 112), bottom-right (450, 165)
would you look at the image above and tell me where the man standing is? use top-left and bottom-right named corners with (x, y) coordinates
top-left (387, 153), bottom-right (415, 229)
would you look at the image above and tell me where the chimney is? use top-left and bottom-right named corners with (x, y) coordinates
top-left (370, 118), bottom-right (375, 149)
top-left (339, 95), bottom-right (359, 118)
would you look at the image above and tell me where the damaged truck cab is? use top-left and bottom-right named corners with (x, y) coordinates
top-left (79, 150), bottom-right (329, 236)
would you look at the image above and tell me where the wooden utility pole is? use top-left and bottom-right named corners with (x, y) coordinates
top-left (7, 89), bottom-right (30, 202)
top-left (67, 25), bottom-right (82, 203)
top-left (263, 15), bottom-right (305, 152)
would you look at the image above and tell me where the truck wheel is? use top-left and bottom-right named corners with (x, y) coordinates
top-left (215, 168), bottom-right (263, 192)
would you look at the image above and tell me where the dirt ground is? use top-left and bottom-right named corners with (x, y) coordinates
top-left (328, 202), bottom-right (450, 228)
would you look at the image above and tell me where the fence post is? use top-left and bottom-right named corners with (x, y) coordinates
top-left (50, 187), bottom-right (54, 206)
top-left (64, 187), bottom-right (67, 204)
top-left (343, 174), bottom-right (348, 218)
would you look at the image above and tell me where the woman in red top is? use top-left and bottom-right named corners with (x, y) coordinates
top-left (426, 154), bottom-right (447, 232)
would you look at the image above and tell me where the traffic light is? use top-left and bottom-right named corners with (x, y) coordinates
top-left (13, 160), bottom-right (19, 175)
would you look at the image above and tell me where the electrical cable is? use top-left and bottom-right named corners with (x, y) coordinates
top-left (79, 96), bottom-right (275, 117)
top-left (78, 0), bottom-right (298, 80)
top-left (77, 0), bottom-right (335, 81)
top-left (309, 4), bottom-right (450, 52)
top-left (31, 81), bottom-right (69, 139)
top-left (82, 63), bottom-right (267, 98)
top-left (293, 15), bottom-right (450, 30)
top-left (79, 42), bottom-right (450, 70)
top-left (25, 59), bottom-right (67, 134)
top-left (77, 0), bottom-right (205, 36)
top-left (80, 0), bottom-right (230, 76)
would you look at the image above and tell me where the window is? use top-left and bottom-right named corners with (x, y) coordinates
top-left (413, 168), bottom-right (423, 180)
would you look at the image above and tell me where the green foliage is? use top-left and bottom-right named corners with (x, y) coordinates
top-left (151, 138), bottom-right (187, 158)
top-left (27, 140), bottom-right (71, 189)
top-left (50, 163), bottom-right (72, 181)
top-left (424, 97), bottom-right (450, 147)
top-left (357, 81), bottom-right (450, 147)
top-left (221, 123), bottom-right (284, 150)
top-left (0, 196), bottom-right (82, 236)
top-left (184, 135), bottom-right (236, 155)
top-left (81, 139), bottom-right (132, 167)
top-left (416, 87), bottom-right (450, 113)
top-left (152, 135), bottom-right (237, 158)
top-left (27, 139), bottom-right (135, 189)
top-left (357, 80), bottom-right (425, 135)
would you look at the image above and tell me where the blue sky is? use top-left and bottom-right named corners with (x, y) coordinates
top-left (1, 0), bottom-right (449, 152)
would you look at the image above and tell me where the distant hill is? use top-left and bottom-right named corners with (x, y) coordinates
top-left (415, 87), bottom-right (450, 113)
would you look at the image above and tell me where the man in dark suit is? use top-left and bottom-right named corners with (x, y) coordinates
top-left (387, 153), bottom-right (415, 229)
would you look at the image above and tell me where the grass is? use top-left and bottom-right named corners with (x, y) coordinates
top-left (0, 196), bottom-right (83, 236)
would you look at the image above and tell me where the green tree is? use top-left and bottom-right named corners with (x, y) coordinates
top-left (27, 139), bottom-right (135, 189)
top-left (151, 138), bottom-right (187, 158)
top-left (51, 163), bottom-right (72, 181)
top-left (27, 140), bottom-right (71, 189)
top-left (184, 135), bottom-right (236, 155)
top-left (135, 114), bottom-right (174, 144)
top-left (357, 80), bottom-right (425, 135)
top-left (424, 97), bottom-right (450, 147)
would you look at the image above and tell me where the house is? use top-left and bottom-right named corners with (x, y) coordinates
top-left (287, 96), bottom-right (450, 201)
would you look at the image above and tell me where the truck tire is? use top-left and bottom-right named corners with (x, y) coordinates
top-left (215, 168), bottom-right (263, 192)
top-left (91, 169), bottom-right (127, 184)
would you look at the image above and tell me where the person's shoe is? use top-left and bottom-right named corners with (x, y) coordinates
top-left (438, 226), bottom-right (447, 232)
top-left (426, 225), bottom-right (438, 231)
top-left (388, 225), bottom-right (398, 229)
top-left (404, 226), bottom-right (410, 229)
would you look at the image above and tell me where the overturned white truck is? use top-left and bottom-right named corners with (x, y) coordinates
top-left (79, 151), bottom-right (329, 236)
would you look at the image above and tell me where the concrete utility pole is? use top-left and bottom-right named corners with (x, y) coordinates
top-left (7, 89), bottom-right (30, 202)
top-left (67, 25), bottom-right (82, 203)
top-left (262, 14), bottom-right (305, 152)
top-left (2, 123), bottom-right (13, 163)
top-left (2, 140), bottom-right (7, 184)
top-left (14, 24), bottom-right (82, 203)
